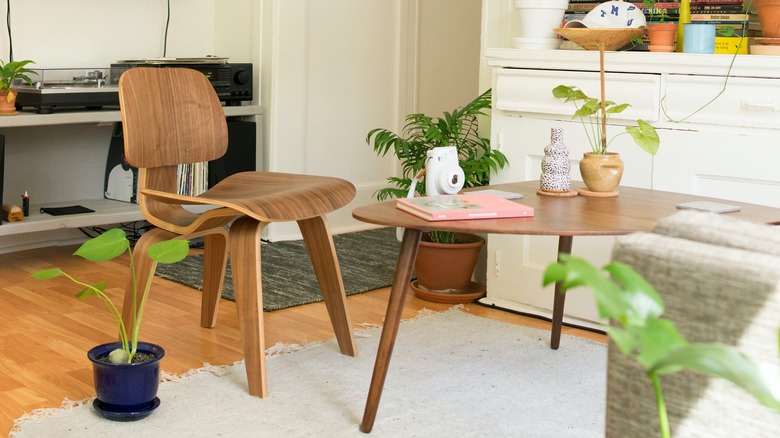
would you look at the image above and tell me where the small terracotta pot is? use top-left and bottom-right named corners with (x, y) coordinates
top-left (579, 152), bottom-right (624, 192)
top-left (0, 89), bottom-right (18, 114)
top-left (647, 23), bottom-right (677, 51)
top-left (755, 0), bottom-right (780, 38)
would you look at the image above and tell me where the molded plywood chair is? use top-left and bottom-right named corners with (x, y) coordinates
top-left (117, 67), bottom-right (358, 397)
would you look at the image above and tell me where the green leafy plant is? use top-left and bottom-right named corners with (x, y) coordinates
top-left (366, 88), bottom-right (508, 201)
top-left (366, 88), bottom-right (508, 243)
top-left (32, 228), bottom-right (190, 364)
top-left (552, 85), bottom-right (659, 156)
top-left (543, 255), bottom-right (780, 438)
top-left (0, 59), bottom-right (37, 93)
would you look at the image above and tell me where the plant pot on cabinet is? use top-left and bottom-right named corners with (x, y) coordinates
top-left (754, 0), bottom-right (780, 38)
top-left (88, 341), bottom-right (164, 421)
top-left (512, 0), bottom-right (570, 50)
top-left (0, 89), bottom-right (18, 115)
top-left (411, 233), bottom-right (486, 304)
top-left (647, 23), bottom-right (678, 52)
top-left (579, 152), bottom-right (624, 195)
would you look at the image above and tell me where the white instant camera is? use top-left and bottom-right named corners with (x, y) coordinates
top-left (425, 146), bottom-right (465, 196)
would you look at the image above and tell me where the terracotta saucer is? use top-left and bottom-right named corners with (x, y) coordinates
top-left (410, 280), bottom-right (486, 304)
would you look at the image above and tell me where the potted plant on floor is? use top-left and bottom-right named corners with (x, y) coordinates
top-left (366, 89), bottom-right (509, 302)
top-left (552, 44), bottom-right (660, 195)
top-left (0, 59), bottom-right (37, 115)
top-left (32, 228), bottom-right (189, 420)
top-left (543, 255), bottom-right (780, 438)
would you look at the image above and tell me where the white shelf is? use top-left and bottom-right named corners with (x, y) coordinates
top-left (0, 199), bottom-right (143, 237)
top-left (0, 104), bottom-right (262, 128)
top-left (485, 49), bottom-right (780, 79)
top-left (0, 105), bottom-right (262, 240)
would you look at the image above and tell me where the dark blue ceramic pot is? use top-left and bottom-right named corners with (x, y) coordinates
top-left (87, 341), bottom-right (164, 412)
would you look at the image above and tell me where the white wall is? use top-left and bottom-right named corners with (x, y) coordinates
top-left (0, 1), bottom-right (237, 67)
top-left (0, 0), bottom-right (483, 247)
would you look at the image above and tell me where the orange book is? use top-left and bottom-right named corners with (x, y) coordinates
top-left (396, 194), bottom-right (534, 221)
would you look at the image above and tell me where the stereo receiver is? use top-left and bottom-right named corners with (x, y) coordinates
top-left (110, 61), bottom-right (253, 105)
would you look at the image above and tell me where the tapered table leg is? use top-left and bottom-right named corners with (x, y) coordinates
top-left (360, 227), bottom-right (422, 433)
top-left (550, 235), bottom-right (573, 350)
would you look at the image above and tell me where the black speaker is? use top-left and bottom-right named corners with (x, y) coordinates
top-left (209, 120), bottom-right (257, 188)
top-left (0, 134), bottom-right (4, 224)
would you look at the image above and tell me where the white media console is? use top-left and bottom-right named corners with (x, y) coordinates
top-left (0, 105), bottom-right (262, 252)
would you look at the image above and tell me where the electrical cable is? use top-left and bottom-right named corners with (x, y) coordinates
top-left (163, 0), bottom-right (170, 57)
top-left (6, 0), bottom-right (12, 61)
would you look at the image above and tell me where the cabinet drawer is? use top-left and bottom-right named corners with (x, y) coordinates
top-left (663, 75), bottom-right (780, 130)
top-left (494, 68), bottom-right (661, 123)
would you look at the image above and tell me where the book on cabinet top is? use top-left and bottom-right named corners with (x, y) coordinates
top-left (395, 194), bottom-right (534, 221)
top-left (689, 12), bottom-right (749, 21)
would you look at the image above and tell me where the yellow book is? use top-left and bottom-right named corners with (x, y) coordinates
top-left (714, 36), bottom-right (749, 54)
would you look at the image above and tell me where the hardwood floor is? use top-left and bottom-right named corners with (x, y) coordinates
top-left (0, 244), bottom-right (605, 435)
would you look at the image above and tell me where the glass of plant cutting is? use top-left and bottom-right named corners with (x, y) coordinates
top-left (32, 228), bottom-right (190, 364)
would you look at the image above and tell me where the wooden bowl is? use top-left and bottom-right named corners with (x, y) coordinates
top-left (554, 27), bottom-right (647, 51)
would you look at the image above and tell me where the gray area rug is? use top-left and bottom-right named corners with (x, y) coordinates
top-left (154, 227), bottom-right (402, 311)
top-left (11, 307), bottom-right (607, 437)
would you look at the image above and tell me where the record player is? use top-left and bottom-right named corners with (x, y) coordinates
top-left (14, 68), bottom-right (119, 114)
top-left (15, 59), bottom-right (253, 114)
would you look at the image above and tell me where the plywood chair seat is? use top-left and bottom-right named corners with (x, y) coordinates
top-left (118, 67), bottom-right (358, 398)
top-left (141, 171), bottom-right (356, 226)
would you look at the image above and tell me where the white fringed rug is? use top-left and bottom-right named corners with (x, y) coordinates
top-left (11, 307), bottom-right (606, 437)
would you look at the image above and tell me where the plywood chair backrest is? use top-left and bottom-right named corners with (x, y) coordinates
top-left (118, 67), bottom-right (229, 169)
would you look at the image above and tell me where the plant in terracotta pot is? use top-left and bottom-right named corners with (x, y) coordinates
top-left (366, 89), bottom-right (509, 301)
top-left (552, 52), bottom-right (659, 195)
top-left (32, 228), bottom-right (190, 420)
top-left (753, 0), bottom-right (780, 38)
top-left (0, 59), bottom-right (37, 114)
top-left (543, 255), bottom-right (780, 438)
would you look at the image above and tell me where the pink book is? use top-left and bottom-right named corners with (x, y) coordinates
top-left (396, 194), bottom-right (534, 221)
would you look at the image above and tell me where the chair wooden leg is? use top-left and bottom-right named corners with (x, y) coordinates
top-left (229, 216), bottom-right (268, 398)
top-left (200, 229), bottom-right (229, 328)
top-left (122, 228), bottom-right (178, 337)
top-left (298, 216), bottom-right (358, 357)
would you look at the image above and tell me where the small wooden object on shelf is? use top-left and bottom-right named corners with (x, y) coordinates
top-left (1, 203), bottom-right (23, 222)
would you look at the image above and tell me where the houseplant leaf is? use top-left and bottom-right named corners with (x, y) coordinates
top-left (73, 228), bottom-right (129, 261)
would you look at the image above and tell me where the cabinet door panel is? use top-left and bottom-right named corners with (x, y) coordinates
top-left (653, 129), bottom-right (780, 208)
top-left (495, 69), bottom-right (661, 122)
top-left (663, 75), bottom-right (780, 130)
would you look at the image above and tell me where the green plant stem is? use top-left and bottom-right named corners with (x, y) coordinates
top-left (130, 260), bottom-right (158, 359)
top-left (651, 371), bottom-right (671, 438)
top-left (61, 272), bottom-right (129, 352)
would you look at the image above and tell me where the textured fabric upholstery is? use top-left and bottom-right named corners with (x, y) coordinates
top-left (606, 211), bottom-right (780, 437)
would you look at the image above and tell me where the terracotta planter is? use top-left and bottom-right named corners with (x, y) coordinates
top-left (647, 23), bottom-right (678, 52)
top-left (579, 152), bottom-right (624, 192)
top-left (755, 0), bottom-right (780, 38)
top-left (414, 232), bottom-right (484, 295)
top-left (0, 89), bottom-right (18, 115)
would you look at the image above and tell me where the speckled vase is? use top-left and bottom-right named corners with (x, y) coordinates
top-left (540, 127), bottom-right (571, 192)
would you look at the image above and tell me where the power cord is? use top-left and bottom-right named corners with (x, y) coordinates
top-left (6, 0), bottom-right (12, 61)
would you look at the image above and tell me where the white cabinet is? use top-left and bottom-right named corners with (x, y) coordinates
top-left (0, 106), bottom-right (262, 252)
top-left (483, 50), bottom-right (780, 327)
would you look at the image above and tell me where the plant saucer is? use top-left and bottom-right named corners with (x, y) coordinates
top-left (92, 396), bottom-right (161, 421)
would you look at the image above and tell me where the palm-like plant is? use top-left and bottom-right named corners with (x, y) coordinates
top-left (366, 88), bottom-right (508, 202)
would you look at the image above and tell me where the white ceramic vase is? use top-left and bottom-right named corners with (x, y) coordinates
top-left (512, 0), bottom-right (569, 50)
